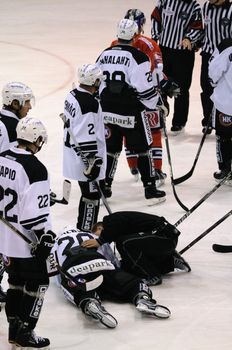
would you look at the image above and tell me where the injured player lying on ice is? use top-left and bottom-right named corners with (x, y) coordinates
top-left (50, 224), bottom-right (171, 329)
top-left (82, 211), bottom-right (191, 286)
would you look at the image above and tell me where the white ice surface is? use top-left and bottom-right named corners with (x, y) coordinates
top-left (0, 1), bottom-right (232, 349)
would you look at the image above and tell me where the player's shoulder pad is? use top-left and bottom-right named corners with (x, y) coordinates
top-left (102, 45), bottom-right (149, 65)
top-left (71, 89), bottom-right (99, 115)
top-left (3, 150), bottom-right (48, 184)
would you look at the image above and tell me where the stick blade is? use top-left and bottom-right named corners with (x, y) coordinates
top-left (212, 244), bottom-right (232, 253)
top-left (63, 179), bottom-right (71, 204)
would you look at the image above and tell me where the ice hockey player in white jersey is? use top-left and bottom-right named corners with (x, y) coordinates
top-left (0, 81), bottom-right (34, 305)
top-left (0, 116), bottom-right (56, 349)
top-left (0, 82), bottom-right (34, 152)
top-left (96, 19), bottom-right (166, 204)
top-left (208, 38), bottom-right (232, 183)
top-left (52, 225), bottom-right (171, 329)
top-left (62, 64), bottom-right (107, 232)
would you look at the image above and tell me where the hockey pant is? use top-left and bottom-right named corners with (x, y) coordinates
top-left (200, 52), bottom-right (214, 127)
top-left (61, 269), bottom-right (152, 312)
top-left (125, 109), bottom-right (163, 171)
top-left (105, 122), bottom-right (155, 188)
top-left (213, 109), bottom-right (232, 171)
top-left (77, 180), bottom-right (105, 232)
top-left (116, 234), bottom-right (178, 278)
top-left (5, 257), bottom-right (49, 329)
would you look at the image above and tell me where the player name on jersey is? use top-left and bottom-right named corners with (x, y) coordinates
top-left (99, 55), bottom-right (130, 66)
top-left (0, 165), bottom-right (16, 180)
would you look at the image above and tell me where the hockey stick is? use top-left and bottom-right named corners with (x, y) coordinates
top-left (212, 242), bottom-right (232, 253)
top-left (173, 120), bottom-right (211, 185)
top-left (162, 114), bottom-right (189, 211)
top-left (174, 172), bottom-right (232, 227)
top-left (155, 76), bottom-right (188, 211)
top-left (59, 113), bottom-right (112, 215)
top-left (0, 215), bottom-right (37, 249)
top-left (179, 210), bottom-right (232, 254)
top-left (51, 179), bottom-right (71, 205)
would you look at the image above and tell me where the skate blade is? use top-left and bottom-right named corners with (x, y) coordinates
top-left (137, 304), bottom-right (171, 319)
top-left (146, 197), bottom-right (166, 206)
top-left (14, 345), bottom-right (50, 350)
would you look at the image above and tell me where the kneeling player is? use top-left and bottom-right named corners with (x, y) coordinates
top-left (51, 226), bottom-right (171, 329)
top-left (82, 211), bottom-right (191, 286)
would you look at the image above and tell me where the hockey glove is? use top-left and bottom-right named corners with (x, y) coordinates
top-left (160, 79), bottom-right (180, 98)
top-left (31, 230), bottom-right (56, 261)
top-left (83, 156), bottom-right (103, 181)
top-left (156, 95), bottom-right (170, 117)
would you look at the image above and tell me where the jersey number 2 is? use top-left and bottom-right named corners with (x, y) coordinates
top-left (0, 186), bottom-right (18, 223)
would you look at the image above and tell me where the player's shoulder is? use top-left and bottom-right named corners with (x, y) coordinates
top-left (71, 88), bottom-right (99, 114)
top-left (99, 44), bottom-right (149, 65)
top-left (2, 149), bottom-right (48, 184)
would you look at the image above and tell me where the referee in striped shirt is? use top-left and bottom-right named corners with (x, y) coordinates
top-left (200, 0), bottom-right (232, 134)
top-left (151, 0), bottom-right (203, 134)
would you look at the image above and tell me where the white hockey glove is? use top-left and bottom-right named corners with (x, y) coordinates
top-left (83, 156), bottom-right (103, 182)
top-left (156, 96), bottom-right (170, 117)
top-left (31, 230), bottom-right (56, 260)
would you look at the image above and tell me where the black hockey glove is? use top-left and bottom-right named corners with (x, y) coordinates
top-left (31, 230), bottom-right (56, 261)
top-left (160, 79), bottom-right (180, 98)
top-left (156, 95), bottom-right (170, 117)
top-left (83, 156), bottom-right (103, 182)
top-left (49, 190), bottom-right (56, 207)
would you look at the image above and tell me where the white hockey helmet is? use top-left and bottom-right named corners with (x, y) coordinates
top-left (2, 82), bottom-right (35, 107)
top-left (77, 64), bottom-right (105, 86)
top-left (16, 116), bottom-right (48, 145)
top-left (117, 19), bottom-right (138, 41)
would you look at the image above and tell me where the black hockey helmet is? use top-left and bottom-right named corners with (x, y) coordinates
top-left (124, 9), bottom-right (146, 30)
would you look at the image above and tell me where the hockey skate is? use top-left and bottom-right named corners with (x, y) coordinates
top-left (14, 323), bottom-right (50, 349)
top-left (173, 251), bottom-right (191, 272)
top-left (136, 296), bottom-right (171, 319)
top-left (142, 275), bottom-right (162, 286)
top-left (213, 170), bottom-right (232, 186)
top-left (144, 185), bottom-right (166, 206)
top-left (170, 125), bottom-right (185, 136)
top-left (85, 299), bottom-right (118, 329)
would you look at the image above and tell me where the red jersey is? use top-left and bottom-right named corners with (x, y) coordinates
top-left (111, 34), bottom-right (163, 73)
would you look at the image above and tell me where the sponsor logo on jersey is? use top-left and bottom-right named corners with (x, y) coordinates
top-left (146, 110), bottom-right (161, 129)
top-left (163, 7), bottom-right (174, 16)
top-left (221, 17), bottom-right (230, 27)
top-left (219, 113), bottom-right (232, 127)
top-left (204, 16), bottom-right (211, 25)
top-left (0, 165), bottom-right (16, 180)
top-left (180, 11), bottom-right (189, 20)
top-left (67, 258), bottom-right (115, 276)
top-left (104, 125), bottom-right (112, 139)
top-left (103, 113), bottom-right (135, 128)
top-left (99, 55), bottom-right (130, 67)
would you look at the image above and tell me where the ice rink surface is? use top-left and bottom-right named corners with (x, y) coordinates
top-left (0, 1), bottom-right (232, 349)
